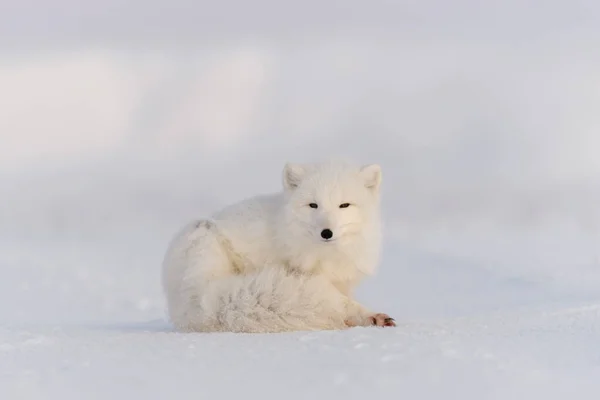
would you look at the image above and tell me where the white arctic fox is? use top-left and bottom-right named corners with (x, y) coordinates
top-left (162, 160), bottom-right (395, 333)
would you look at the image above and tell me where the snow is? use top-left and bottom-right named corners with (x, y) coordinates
top-left (2, 1), bottom-right (600, 398)
top-left (2, 305), bottom-right (600, 399)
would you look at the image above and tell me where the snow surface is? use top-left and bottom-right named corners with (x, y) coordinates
top-left (2, 1), bottom-right (600, 399)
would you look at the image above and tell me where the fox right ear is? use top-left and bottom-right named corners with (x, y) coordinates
top-left (282, 163), bottom-right (305, 190)
top-left (360, 163), bottom-right (382, 192)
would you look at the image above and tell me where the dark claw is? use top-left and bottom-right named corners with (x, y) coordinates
top-left (384, 318), bottom-right (395, 323)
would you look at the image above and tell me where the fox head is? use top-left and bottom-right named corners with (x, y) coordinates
top-left (280, 161), bottom-right (382, 246)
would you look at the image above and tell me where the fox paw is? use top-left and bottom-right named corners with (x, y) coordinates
top-left (370, 313), bottom-right (396, 327)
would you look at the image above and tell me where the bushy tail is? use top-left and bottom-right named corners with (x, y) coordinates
top-left (175, 268), bottom-right (350, 333)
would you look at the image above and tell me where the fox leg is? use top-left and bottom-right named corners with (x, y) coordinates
top-left (162, 219), bottom-right (236, 332)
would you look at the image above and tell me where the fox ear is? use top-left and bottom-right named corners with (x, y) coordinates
top-left (360, 164), bottom-right (382, 192)
top-left (282, 163), bottom-right (305, 190)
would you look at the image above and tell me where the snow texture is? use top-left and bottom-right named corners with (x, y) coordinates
top-left (2, 1), bottom-right (600, 399)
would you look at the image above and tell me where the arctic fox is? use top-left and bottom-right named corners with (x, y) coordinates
top-left (161, 160), bottom-right (395, 333)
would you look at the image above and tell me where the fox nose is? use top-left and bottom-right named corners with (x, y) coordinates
top-left (320, 229), bottom-right (333, 240)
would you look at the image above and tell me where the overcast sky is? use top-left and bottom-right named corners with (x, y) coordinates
top-left (1, 0), bottom-right (598, 50)
top-left (1, 0), bottom-right (600, 202)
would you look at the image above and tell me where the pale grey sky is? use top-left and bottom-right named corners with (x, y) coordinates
top-left (1, 0), bottom-right (597, 50)
top-left (1, 0), bottom-right (599, 203)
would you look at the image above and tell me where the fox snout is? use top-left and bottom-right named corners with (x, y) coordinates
top-left (320, 228), bottom-right (334, 240)
top-left (316, 216), bottom-right (346, 242)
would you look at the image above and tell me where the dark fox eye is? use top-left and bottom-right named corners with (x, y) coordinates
top-left (339, 203), bottom-right (351, 208)
top-left (309, 203), bottom-right (318, 209)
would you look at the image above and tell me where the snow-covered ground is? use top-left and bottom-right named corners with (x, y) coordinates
top-left (2, 1), bottom-right (600, 398)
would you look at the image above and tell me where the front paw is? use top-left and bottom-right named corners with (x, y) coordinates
top-left (370, 313), bottom-right (396, 327)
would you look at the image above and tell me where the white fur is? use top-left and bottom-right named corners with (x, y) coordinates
top-left (162, 160), bottom-right (386, 333)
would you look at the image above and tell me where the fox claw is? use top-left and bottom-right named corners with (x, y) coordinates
top-left (371, 313), bottom-right (396, 327)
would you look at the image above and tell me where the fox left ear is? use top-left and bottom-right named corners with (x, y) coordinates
top-left (360, 164), bottom-right (382, 192)
top-left (282, 163), bottom-right (306, 191)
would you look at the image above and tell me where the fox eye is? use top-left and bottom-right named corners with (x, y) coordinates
top-left (309, 203), bottom-right (318, 209)
top-left (339, 203), bottom-right (351, 208)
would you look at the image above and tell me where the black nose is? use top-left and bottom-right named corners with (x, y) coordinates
top-left (320, 229), bottom-right (333, 240)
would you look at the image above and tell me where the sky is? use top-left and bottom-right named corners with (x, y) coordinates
top-left (1, 0), bottom-right (600, 301)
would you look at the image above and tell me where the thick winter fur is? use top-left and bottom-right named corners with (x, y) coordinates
top-left (162, 160), bottom-right (394, 333)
